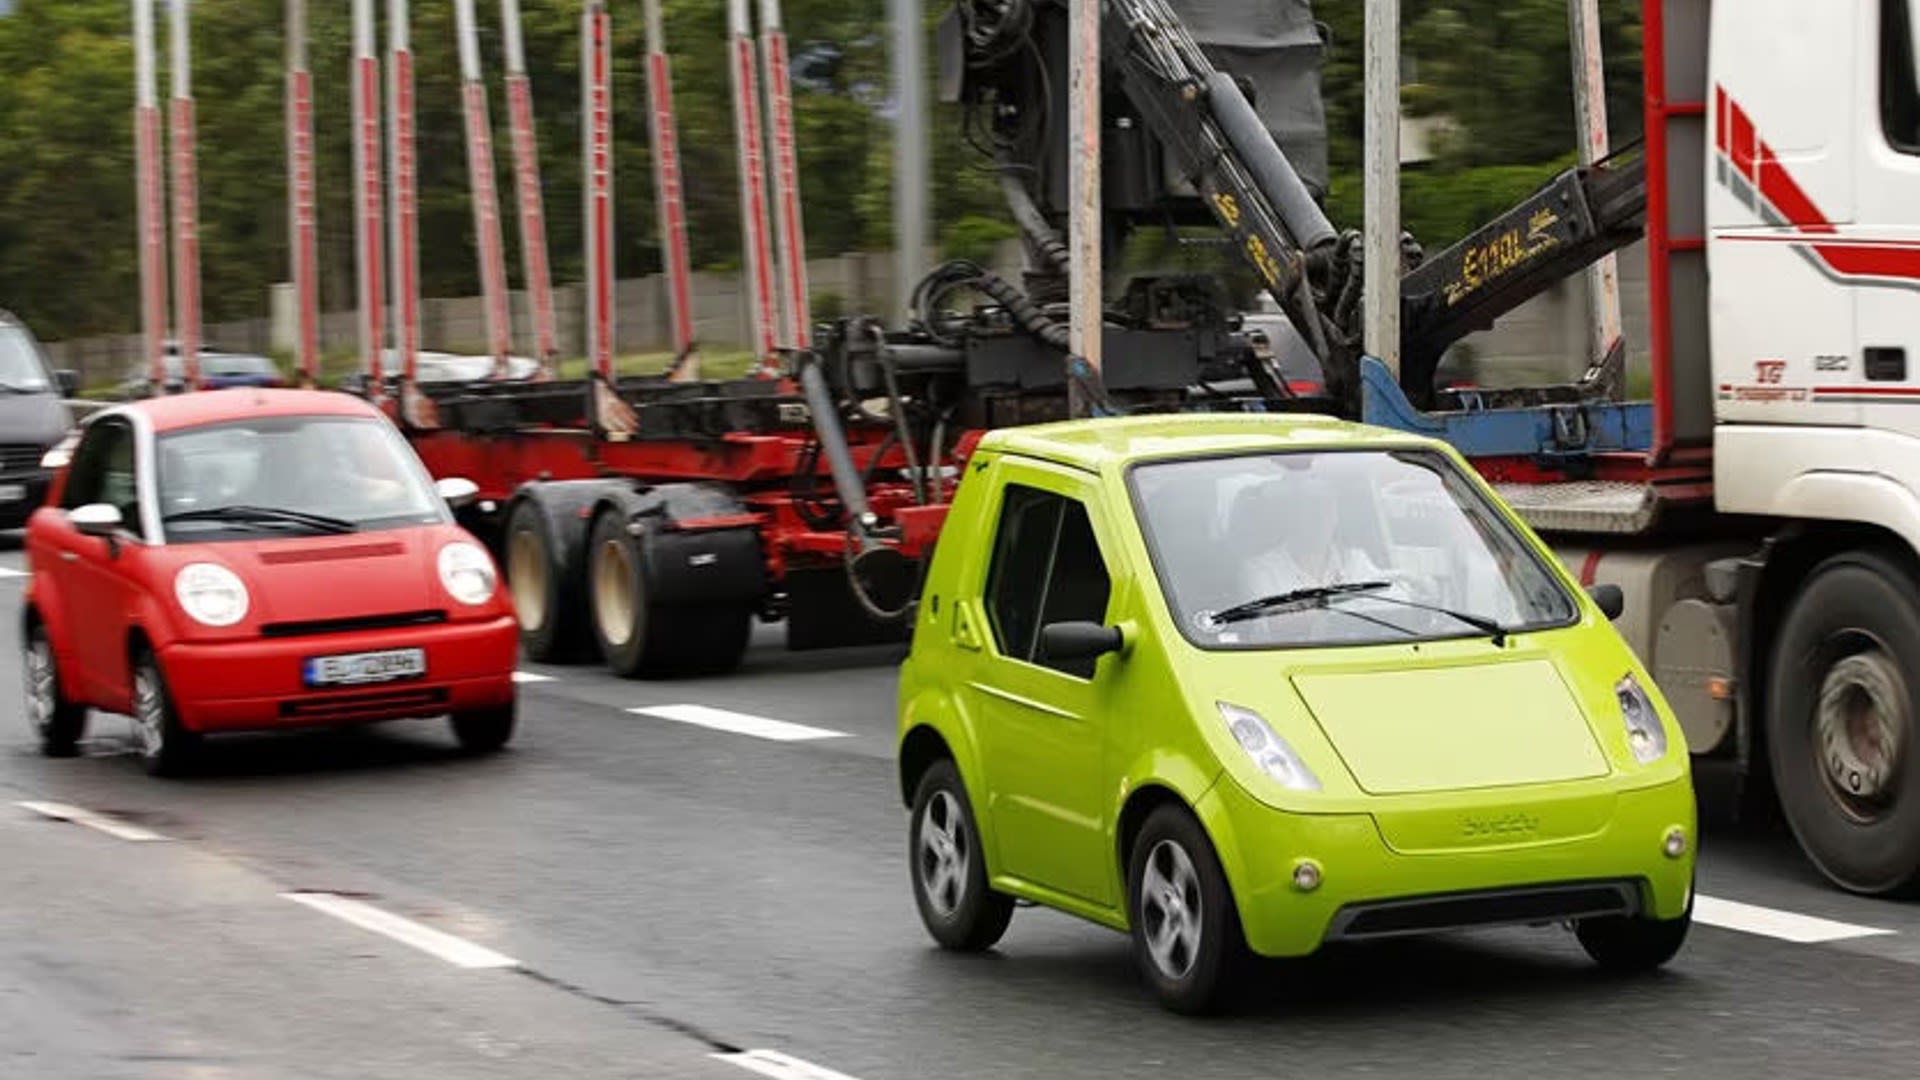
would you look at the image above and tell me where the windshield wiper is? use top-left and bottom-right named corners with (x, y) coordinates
top-left (1208, 580), bottom-right (1395, 626)
top-left (0, 380), bottom-right (38, 394)
top-left (163, 504), bottom-right (357, 534)
top-left (1326, 590), bottom-right (1511, 647)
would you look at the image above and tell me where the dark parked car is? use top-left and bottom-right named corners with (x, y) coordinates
top-left (120, 346), bottom-right (286, 399)
top-left (0, 310), bottom-right (79, 529)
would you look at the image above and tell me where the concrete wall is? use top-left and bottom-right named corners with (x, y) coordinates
top-left (43, 238), bottom-right (1657, 391)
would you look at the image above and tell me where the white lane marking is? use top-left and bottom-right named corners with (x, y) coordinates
top-left (0, 567), bottom-right (25, 579)
top-left (281, 892), bottom-right (519, 969)
top-left (630, 704), bottom-right (849, 742)
top-left (17, 800), bottom-right (166, 842)
top-left (1694, 893), bottom-right (1894, 943)
top-left (714, 1050), bottom-right (864, 1080)
top-left (512, 671), bottom-right (554, 683)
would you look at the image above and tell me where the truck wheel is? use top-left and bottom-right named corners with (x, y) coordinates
top-left (1127, 804), bottom-right (1249, 1015)
top-left (505, 497), bottom-right (592, 662)
top-left (587, 508), bottom-right (752, 679)
top-left (909, 759), bottom-right (1014, 951)
top-left (1768, 550), bottom-right (1920, 895)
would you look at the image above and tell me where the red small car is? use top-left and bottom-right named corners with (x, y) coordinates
top-left (22, 389), bottom-right (519, 775)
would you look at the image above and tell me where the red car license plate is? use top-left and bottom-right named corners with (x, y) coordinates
top-left (303, 648), bottom-right (427, 687)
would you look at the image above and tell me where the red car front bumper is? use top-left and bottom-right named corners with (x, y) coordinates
top-left (160, 615), bottom-right (519, 732)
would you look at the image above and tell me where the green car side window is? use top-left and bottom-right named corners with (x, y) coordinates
top-left (983, 482), bottom-right (1112, 679)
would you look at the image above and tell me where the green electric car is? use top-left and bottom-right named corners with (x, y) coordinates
top-left (895, 413), bottom-right (1696, 1014)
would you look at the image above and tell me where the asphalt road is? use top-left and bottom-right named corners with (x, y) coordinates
top-left (6, 541), bottom-right (1920, 1079)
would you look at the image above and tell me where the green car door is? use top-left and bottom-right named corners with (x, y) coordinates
top-left (960, 457), bottom-right (1122, 908)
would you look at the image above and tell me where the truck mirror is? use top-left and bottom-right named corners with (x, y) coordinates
top-left (55, 369), bottom-right (80, 397)
top-left (1038, 621), bottom-right (1124, 662)
top-left (1587, 583), bottom-right (1625, 621)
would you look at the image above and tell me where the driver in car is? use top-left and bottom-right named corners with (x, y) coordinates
top-left (1230, 473), bottom-right (1394, 598)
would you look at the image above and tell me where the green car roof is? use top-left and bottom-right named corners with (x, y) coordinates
top-left (974, 412), bottom-right (1434, 474)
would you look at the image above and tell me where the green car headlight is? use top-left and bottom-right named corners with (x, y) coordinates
top-left (1616, 673), bottom-right (1668, 764)
top-left (1218, 701), bottom-right (1321, 792)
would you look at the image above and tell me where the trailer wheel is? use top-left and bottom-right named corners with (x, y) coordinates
top-left (587, 508), bottom-right (752, 679)
top-left (1768, 550), bottom-right (1920, 896)
top-left (505, 497), bottom-right (593, 662)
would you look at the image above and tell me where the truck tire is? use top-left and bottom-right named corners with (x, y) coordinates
top-left (1767, 550), bottom-right (1920, 896)
top-left (586, 507), bottom-right (753, 679)
top-left (504, 495), bottom-right (594, 663)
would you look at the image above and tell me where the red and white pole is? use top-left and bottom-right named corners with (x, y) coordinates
top-left (501, 0), bottom-right (557, 377)
top-left (728, 0), bottom-right (779, 375)
top-left (388, 0), bottom-right (420, 388)
top-left (759, 0), bottom-right (810, 352)
top-left (582, 0), bottom-right (615, 381)
top-left (454, 0), bottom-right (515, 380)
top-left (645, 0), bottom-right (697, 374)
top-left (133, 0), bottom-right (170, 394)
top-left (286, 0), bottom-right (320, 388)
top-left (169, 0), bottom-right (202, 392)
top-left (351, 0), bottom-right (386, 402)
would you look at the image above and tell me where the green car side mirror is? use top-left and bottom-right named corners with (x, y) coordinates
top-left (1587, 583), bottom-right (1625, 621)
top-left (1038, 621), bottom-right (1124, 662)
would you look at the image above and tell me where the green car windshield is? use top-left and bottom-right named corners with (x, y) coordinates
top-left (1128, 448), bottom-right (1580, 649)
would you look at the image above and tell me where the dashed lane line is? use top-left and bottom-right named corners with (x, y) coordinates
top-left (715, 1050), bottom-right (864, 1080)
top-left (0, 566), bottom-right (25, 579)
top-left (17, 800), bottom-right (167, 842)
top-left (512, 671), bottom-right (555, 683)
top-left (630, 704), bottom-right (850, 743)
top-left (281, 891), bottom-right (519, 969)
top-left (1694, 893), bottom-right (1894, 944)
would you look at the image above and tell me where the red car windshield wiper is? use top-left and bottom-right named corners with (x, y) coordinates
top-left (163, 505), bottom-right (357, 534)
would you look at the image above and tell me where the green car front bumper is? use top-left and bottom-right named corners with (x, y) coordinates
top-left (1196, 772), bottom-right (1698, 958)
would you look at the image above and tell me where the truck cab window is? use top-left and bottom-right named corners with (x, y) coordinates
top-left (1883, 0), bottom-right (1920, 153)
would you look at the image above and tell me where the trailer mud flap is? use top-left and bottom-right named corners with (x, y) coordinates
top-left (640, 523), bottom-right (767, 606)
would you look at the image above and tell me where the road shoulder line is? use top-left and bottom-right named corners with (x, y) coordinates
top-left (281, 890), bottom-right (520, 969)
top-left (17, 800), bottom-right (167, 841)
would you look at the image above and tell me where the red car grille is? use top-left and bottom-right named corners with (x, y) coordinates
top-left (260, 610), bottom-right (447, 638)
top-left (259, 542), bottom-right (406, 565)
top-left (278, 687), bottom-right (449, 721)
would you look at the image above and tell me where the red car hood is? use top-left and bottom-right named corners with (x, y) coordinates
top-left (225, 527), bottom-right (452, 627)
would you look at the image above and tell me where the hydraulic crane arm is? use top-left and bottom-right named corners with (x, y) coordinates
top-left (1096, 0), bottom-right (1359, 397)
top-left (945, 0), bottom-right (1650, 416)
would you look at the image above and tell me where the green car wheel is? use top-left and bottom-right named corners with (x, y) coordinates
top-left (1575, 888), bottom-right (1693, 972)
top-left (1127, 805), bottom-right (1250, 1015)
top-left (910, 760), bottom-right (1015, 951)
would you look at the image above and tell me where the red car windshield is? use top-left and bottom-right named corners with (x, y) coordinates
top-left (157, 415), bottom-right (444, 541)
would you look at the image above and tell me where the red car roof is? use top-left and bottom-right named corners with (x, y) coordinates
top-left (121, 388), bottom-right (384, 434)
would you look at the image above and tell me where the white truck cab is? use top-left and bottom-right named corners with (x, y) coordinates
top-left (1558, 0), bottom-right (1920, 898)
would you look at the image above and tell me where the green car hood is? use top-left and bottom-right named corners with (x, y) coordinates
top-left (1289, 657), bottom-right (1611, 796)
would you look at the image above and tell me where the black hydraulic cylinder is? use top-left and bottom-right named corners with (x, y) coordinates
top-left (1204, 71), bottom-right (1335, 253)
top-left (799, 359), bottom-right (880, 552)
